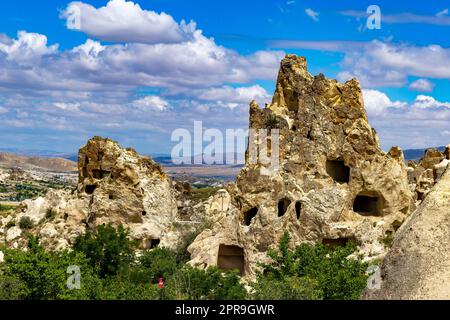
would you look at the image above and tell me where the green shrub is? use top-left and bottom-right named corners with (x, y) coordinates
top-left (45, 207), bottom-right (57, 221)
top-left (5, 219), bottom-right (15, 228)
top-left (251, 275), bottom-right (323, 300)
top-left (164, 266), bottom-right (247, 300)
top-left (139, 247), bottom-right (179, 281)
top-left (1, 236), bottom-right (100, 300)
top-left (18, 216), bottom-right (33, 229)
top-left (380, 232), bottom-right (394, 247)
top-left (265, 114), bottom-right (279, 129)
top-left (255, 231), bottom-right (369, 300)
top-left (73, 224), bottom-right (136, 277)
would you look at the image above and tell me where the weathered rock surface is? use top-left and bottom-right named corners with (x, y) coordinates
top-left (1, 137), bottom-right (178, 250)
top-left (364, 165), bottom-right (450, 299)
top-left (189, 55), bottom-right (413, 277)
top-left (407, 147), bottom-right (450, 204)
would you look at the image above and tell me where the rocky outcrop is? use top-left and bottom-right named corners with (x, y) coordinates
top-left (407, 147), bottom-right (450, 204)
top-left (188, 55), bottom-right (413, 277)
top-left (364, 165), bottom-right (450, 299)
top-left (1, 137), bottom-right (178, 250)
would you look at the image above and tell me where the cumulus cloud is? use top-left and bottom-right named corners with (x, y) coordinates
top-left (409, 79), bottom-right (435, 92)
top-left (272, 39), bottom-right (450, 88)
top-left (0, 31), bottom-right (58, 64)
top-left (196, 85), bottom-right (271, 109)
top-left (361, 90), bottom-right (450, 149)
top-left (305, 8), bottom-right (319, 22)
top-left (362, 89), bottom-right (406, 118)
top-left (132, 96), bottom-right (169, 111)
top-left (337, 41), bottom-right (450, 87)
top-left (62, 0), bottom-right (195, 44)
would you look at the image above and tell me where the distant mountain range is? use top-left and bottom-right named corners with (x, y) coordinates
top-left (0, 146), bottom-right (444, 168)
top-left (0, 152), bottom-right (77, 172)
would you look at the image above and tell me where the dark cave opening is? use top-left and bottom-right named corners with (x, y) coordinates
top-left (277, 198), bottom-right (291, 217)
top-left (217, 245), bottom-right (245, 276)
top-left (326, 159), bottom-right (350, 183)
top-left (353, 193), bottom-right (382, 216)
top-left (243, 207), bottom-right (258, 226)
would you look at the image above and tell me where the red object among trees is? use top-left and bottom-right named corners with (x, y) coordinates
top-left (158, 277), bottom-right (164, 289)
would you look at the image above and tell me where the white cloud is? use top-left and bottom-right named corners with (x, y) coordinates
top-left (0, 106), bottom-right (8, 114)
top-left (197, 85), bottom-right (271, 109)
top-left (409, 79), bottom-right (435, 92)
top-left (411, 95), bottom-right (450, 109)
top-left (362, 89), bottom-right (406, 118)
top-left (436, 9), bottom-right (448, 17)
top-left (0, 31), bottom-right (58, 64)
top-left (336, 41), bottom-right (450, 87)
top-left (62, 0), bottom-right (195, 44)
top-left (359, 90), bottom-right (450, 149)
top-left (305, 8), bottom-right (319, 22)
top-left (132, 96), bottom-right (169, 111)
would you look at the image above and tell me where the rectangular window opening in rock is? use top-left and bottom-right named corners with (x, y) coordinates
top-left (353, 194), bottom-right (381, 216)
top-left (217, 244), bottom-right (245, 276)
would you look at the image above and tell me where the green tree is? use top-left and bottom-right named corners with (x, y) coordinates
top-left (255, 231), bottom-right (369, 300)
top-left (165, 266), bottom-right (247, 300)
top-left (73, 224), bottom-right (136, 277)
top-left (1, 236), bottom-right (100, 300)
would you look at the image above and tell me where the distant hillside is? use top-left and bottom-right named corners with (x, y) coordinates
top-left (0, 153), bottom-right (77, 172)
top-left (403, 146), bottom-right (445, 161)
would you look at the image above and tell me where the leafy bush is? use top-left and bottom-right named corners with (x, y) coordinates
top-left (264, 114), bottom-right (279, 129)
top-left (252, 275), bottom-right (323, 300)
top-left (139, 247), bottom-right (179, 282)
top-left (73, 224), bottom-right (136, 277)
top-left (45, 207), bottom-right (57, 221)
top-left (1, 236), bottom-right (100, 300)
top-left (164, 266), bottom-right (247, 300)
top-left (255, 232), bottom-right (369, 300)
top-left (5, 219), bottom-right (15, 228)
top-left (18, 216), bottom-right (33, 229)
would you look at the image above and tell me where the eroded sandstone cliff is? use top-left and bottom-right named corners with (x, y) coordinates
top-left (188, 54), bottom-right (413, 277)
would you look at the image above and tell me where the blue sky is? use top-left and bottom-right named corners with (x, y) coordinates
top-left (0, 0), bottom-right (449, 154)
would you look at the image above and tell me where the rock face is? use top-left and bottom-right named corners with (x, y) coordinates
top-left (407, 147), bottom-right (450, 204)
top-left (189, 55), bottom-right (413, 277)
top-left (1, 137), bottom-right (178, 250)
top-left (364, 165), bottom-right (450, 299)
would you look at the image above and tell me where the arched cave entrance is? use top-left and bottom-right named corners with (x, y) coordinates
top-left (326, 159), bottom-right (350, 183)
top-left (243, 207), bottom-right (258, 226)
top-left (353, 192), bottom-right (384, 216)
top-left (277, 198), bottom-right (291, 217)
top-left (143, 238), bottom-right (160, 249)
top-left (217, 245), bottom-right (245, 276)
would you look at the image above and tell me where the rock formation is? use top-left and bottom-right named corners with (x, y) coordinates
top-left (1, 137), bottom-right (178, 250)
top-left (407, 147), bottom-right (450, 204)
top-left (188, 55), bottom-right (413, 277)
top-left (364, 164), bottom-right (450, 299)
